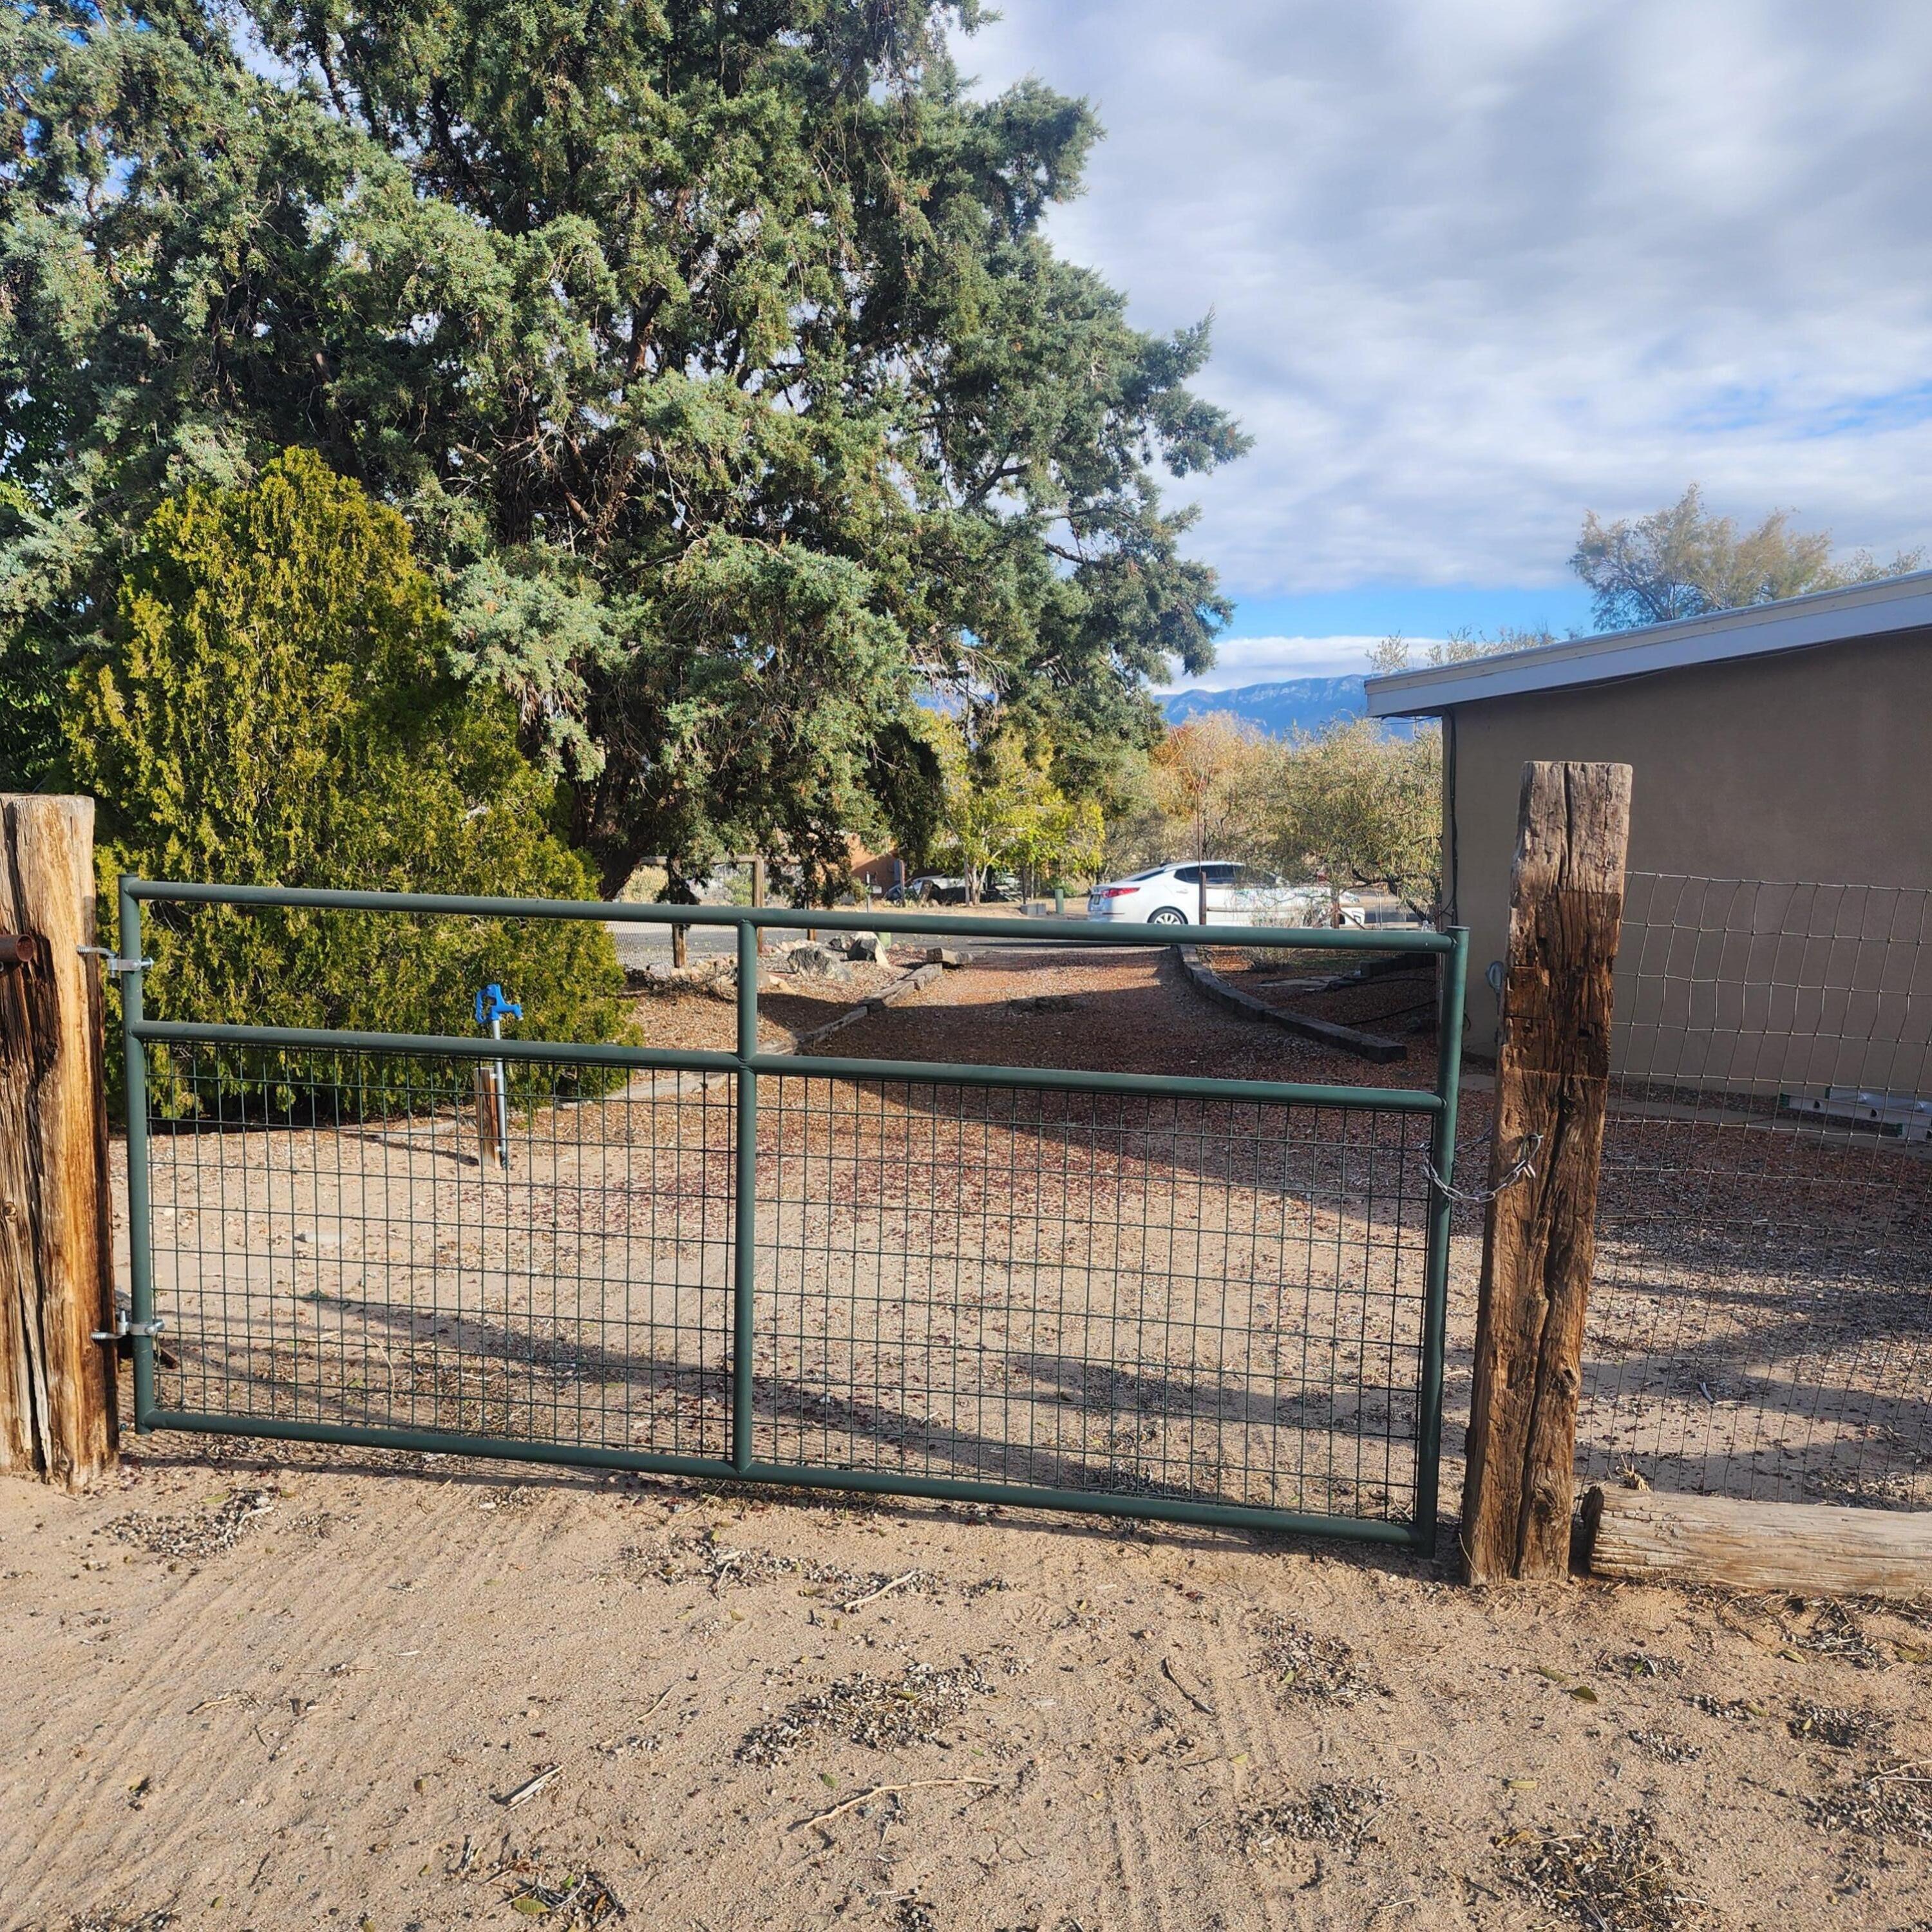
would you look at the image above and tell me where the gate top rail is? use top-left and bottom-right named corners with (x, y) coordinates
top-left (122, 876), bottom-right (1457, 955)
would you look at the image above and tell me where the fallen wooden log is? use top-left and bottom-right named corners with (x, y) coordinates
top-left (1583, 1484), bottom-right (1932, 1600)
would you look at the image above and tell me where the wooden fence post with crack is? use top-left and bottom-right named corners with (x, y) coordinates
top-left (1460, 761), bottom-right (1631, 1582)
top-left (0, 793), bottom-right (119, 1487)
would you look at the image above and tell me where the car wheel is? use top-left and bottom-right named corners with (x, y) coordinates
top-left (1148, 907), bottom-right (1188, 926)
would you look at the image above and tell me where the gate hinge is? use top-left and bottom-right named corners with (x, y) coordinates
top-left (77, 945), bottom-right (154, 974)
top-left (93, 1316), bottom-right (167, 1342)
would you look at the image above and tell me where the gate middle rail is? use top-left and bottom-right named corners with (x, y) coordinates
top-left (117, 880), bottom-right (1468, 1548)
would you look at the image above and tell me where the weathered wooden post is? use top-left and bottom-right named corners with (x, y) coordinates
top-left (0, 795), bottom-right (119, 1486)
top-left (1461, 761), bottom-right (1630, 1582)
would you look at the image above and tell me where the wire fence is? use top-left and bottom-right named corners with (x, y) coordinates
top-left (138, 1048), bottom-right (1439, 1526)
top-left (1577, 875), bottom-right (1932, 1508)
top-left (124, 883), bottom-right (1466, 1540)
top-left (755, 1074), bottom-right (1435, 1517)
top-left (145, 1046), bottom-right (737, 1459)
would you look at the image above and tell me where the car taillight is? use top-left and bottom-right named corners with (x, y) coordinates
top-left (1091, 886), bottom-right (1130, 900)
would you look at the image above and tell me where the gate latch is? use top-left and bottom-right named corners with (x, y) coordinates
top-left (77, 945), bottom-right (154, 974)
top-left (93, 1316), bottom-right (167, 1342)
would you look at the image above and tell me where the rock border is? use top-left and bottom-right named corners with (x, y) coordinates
top-left (787, 960), bottom-right (947, 1050)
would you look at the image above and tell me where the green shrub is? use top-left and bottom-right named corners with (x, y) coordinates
top-left (64, 449), bottom-right (629, 1113)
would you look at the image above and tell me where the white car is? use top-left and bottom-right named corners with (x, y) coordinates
top-left (1085, 862), bottom-right (1367, 927)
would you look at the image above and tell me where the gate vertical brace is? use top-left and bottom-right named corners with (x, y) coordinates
top-left (118, 878), bottom-right (157, 1430)
top-left (1413, 925), bottom-right (1468, 1548)
top-left (731, 919), bottom-right (759, 1473)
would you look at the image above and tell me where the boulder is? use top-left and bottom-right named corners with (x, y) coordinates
top-left (782, 943), bottom-right (851, 981)
top-left (847, 932), bottom-right (889, 964)
top-left (625, 959), bottom-right (737, 996)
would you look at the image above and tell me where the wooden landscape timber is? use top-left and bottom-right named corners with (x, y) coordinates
top-left (1460, 761), bottom-right (1633, 1583)
top-left (0, 793), bottom-right (118, 1488)
top-left (1585, 1484), bottom-right (1932, 1600)
top-left (1175, 945), bottom-right (1407, 1063)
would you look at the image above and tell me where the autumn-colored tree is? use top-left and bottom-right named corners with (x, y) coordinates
top-left (1137, 712), bottom-right (1262, 909)
top-left (1150, 714), bottom-right (1264, 853)
top-left (930, 721), bottom-right (1102, 902)
top-left (1256, 721), bottom-right (1443, 922)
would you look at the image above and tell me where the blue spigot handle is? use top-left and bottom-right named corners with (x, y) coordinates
top-left (474, 983), bottom-right (524, 1028)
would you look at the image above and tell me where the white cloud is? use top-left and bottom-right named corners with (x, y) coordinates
top-left (1154, 635), bottom-right (1408, 691)
top-left (960, 1), bottom-right (1932, 595)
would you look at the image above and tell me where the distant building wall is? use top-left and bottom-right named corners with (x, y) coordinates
top-left (1446, 629), bottom-right (1932, 1091)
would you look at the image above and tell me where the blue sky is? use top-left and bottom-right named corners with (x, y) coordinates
top-left (957, 2), bottom-right (1932, 692)
top-left (1193, 585), bottom-right (1598, 686)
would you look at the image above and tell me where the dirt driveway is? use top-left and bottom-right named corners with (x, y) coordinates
top-left (4, 945), bottom-right (1932, 1929)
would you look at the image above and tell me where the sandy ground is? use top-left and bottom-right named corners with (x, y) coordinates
top-left (5, 942), bottom-right (1932, 1929)
top-left (7, 1450), bottom-right (1932, 1931)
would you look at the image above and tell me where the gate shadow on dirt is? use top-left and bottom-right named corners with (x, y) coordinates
top-left (164, 1285), bottom-right (1414, 1522)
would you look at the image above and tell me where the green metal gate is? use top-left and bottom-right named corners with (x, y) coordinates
top-left (118, 879), bottom-right (1466, 1548)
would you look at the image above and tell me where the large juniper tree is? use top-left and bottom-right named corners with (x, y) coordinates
top-left (1, 0), bottom-right (1245, 895)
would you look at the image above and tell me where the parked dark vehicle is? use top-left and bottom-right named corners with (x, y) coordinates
top-left (902, 873), bottom-right (1019, 905)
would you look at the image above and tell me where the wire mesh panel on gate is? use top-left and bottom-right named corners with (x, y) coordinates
top-left (143, 1045), bottom-right (737, 1457)
top-left (1578, 876), bottom-right (1932, 1507)
top-left (753, 1073), bottom-right (1437, 1524)
top-left (120, 877), bottom-right (1464, 1537)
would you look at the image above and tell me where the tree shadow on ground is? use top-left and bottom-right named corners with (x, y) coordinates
top-left (156, 1284), bottom-right (1417, 1534)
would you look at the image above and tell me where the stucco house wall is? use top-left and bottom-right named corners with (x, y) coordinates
top-left (1430, 629), bottom-right (1932, 1087)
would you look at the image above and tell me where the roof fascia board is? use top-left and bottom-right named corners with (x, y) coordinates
top-left (1364, 571), bottom-right (1932, 717)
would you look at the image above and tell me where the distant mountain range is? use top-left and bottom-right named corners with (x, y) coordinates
top-left (1160, 676), bottom-right (1372, 737)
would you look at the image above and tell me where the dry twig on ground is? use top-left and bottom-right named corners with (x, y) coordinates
top-left (793, 1777), bottom-right (999, 1833)
top-left (1495, 1812), bottom-right (1704, 1931)
top-left (1160, 1656), bottom-right (1215, 1716)
top-left (737, 1661), bottom-right (996, 1765)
